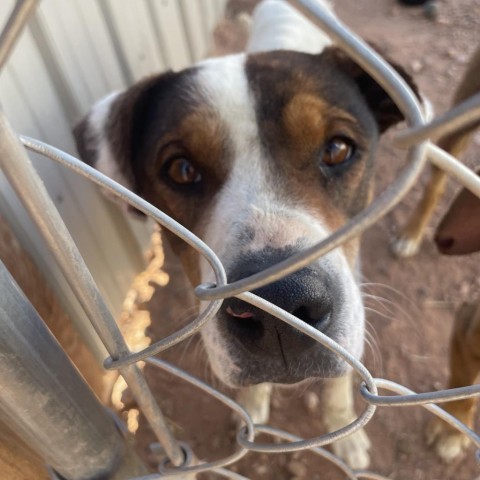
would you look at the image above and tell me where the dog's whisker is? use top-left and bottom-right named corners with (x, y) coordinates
top-left (363, 315), bottom-right (383, 345)
top-left (361, 292), bottom-right (395, 307)
top-left (177, 332), bottom-right (198, 366)
top-left (361, 283), bottom-right (423, 335)
top-left (361, 281), bottom-right (422, 313)
top-left (362, 282), bottom-right (424, 356)
top-left (363, 305), bottom-right (396, 323)
top-left (364, 321), bottom-right (383, 375)
top-left (171, 305), bottom-right (199, 325)
top-left (362, 294), bottom-right (397, 318)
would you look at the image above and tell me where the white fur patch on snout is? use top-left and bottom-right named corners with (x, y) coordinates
top-left (237, 206), bottom-right (330, 253)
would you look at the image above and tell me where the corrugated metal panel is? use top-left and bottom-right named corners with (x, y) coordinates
top-left (0, 13), bottom-right (139, 320)
top-left (148, 0), bottom-right (192, 70)
top-left (99, 0), bottom-right (167, 82)
top-left (0, 0), bottom-right (227, 358)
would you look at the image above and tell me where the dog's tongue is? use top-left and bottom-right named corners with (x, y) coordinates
top-left (226, 306), bottom-right (255, 319)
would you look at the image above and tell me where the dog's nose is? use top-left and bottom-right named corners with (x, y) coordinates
top-left (221, 248), bottom-right (334, 358)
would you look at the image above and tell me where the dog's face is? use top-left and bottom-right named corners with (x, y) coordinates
top-left (75, 48), bottom-right (416, 387)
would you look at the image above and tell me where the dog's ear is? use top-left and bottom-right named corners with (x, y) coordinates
top-left (322, 46), bottom-right (419, 134)
top-left (435, 170), bottom-right (480, 255)
top-left (73, 75), bottom-right (163, 189)
top-left (73, 74), bottom-right (172, 217)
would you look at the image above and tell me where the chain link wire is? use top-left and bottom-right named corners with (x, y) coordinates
top-left (6, 0), bottom-right (480, 477)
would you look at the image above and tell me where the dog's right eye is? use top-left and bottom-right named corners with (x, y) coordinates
top-left (321, 137), bottom-right (356, 167)
top-left (164, 157), bottom-right (202, 186)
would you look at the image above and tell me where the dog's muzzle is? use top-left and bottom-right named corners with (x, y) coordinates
top-left (216, 247), bottom-right (348, 386)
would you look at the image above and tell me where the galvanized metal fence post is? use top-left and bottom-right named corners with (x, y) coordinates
top-left (0, 260), bottom-right (148, 479)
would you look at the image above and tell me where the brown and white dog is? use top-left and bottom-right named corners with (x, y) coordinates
top-left (73, 0), bottom-right (418, 469)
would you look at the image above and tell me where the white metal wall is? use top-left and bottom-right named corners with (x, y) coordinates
top-left (0, 0), bottom-right (226, 360)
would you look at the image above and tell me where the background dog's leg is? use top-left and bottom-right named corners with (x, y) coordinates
top-left (426, 301), bottom-right (480, 462)
top-left (392, 166), bottom-right (447, 258)
top-left (236, 384), bottom-right (273, 424)
top-left (322, 374), bottom-right (371, 469)
top-left (392, 120), bottom-right (476, 259)
top-left (392, 45), bottom-right (480, 258)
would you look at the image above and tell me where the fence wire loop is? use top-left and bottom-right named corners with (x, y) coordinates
top-left (360, 381), bottom-right (480, 407)
top-left (159, 442), bottom-right (194, 470)
top-left (3, 0), bottom-right (480, 478)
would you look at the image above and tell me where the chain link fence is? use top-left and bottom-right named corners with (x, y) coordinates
top-left (1, 0), bottom-right (480, 478)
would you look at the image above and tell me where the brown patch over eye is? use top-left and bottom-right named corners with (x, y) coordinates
top-left (321, 137), bottom-right (355, 167)
top-left (165, 157), bottom-right (202, 185)
top-left (283, 93), bottom-right (327, 153)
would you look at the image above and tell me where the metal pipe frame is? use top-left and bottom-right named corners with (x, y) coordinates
top-left (0, 0), bottom-right (39, 72)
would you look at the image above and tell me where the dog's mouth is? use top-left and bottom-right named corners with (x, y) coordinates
top-left (226, 303), bottom-right (332, 327)
top-left (226, 305), bottom-right (256, 319)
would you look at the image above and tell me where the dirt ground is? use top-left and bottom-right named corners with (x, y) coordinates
top-left (121, 1), bottom-right (480, 479)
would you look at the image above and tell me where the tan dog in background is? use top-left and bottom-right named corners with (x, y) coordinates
top-left (426, 170), bottom-right (480, 462)
top-left (390, 44), bottom-right (480, 461)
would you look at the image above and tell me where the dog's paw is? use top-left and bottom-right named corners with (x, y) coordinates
top-left (245, 398), bottom-right (270, 425)
top-left (235, 384), bottom-right (272, 425)
top-left (391, 233), bottom-right (422, 258)
top-left (426, 417), bottom-right (471, 462)
top-left (331, 428), bottom-right (371, 470)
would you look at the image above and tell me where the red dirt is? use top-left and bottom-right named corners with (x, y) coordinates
top-left (123, 1), bottom-right (480, 478)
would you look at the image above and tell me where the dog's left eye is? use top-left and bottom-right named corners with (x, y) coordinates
top-left (165, 157), bottom-right (202, 186)
top-left (321, 137), bottom-right (356, 167)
